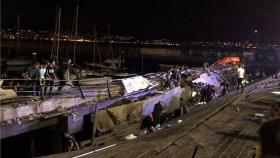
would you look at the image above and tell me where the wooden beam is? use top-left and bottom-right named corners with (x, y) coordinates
top-left (1, 118), bottom-right (59, 139)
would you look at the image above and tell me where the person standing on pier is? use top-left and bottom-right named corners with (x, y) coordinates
top-left (39, 62), bottom-right (48, 96)
top-left (57, 60), bottom-right (68, 93)
top-left (28, 62), bottom-right (41, 96)
top-left (220, 80), bottom-right (229, 96)
top-left (40, 62), bottom-right (47, 79)
top-left (180, 98), bottom-right (189, 116)
top-left (237, 64), bottom-right (245, 93)
top-left (175, 65), bottom-right (182, 86)
top-left (166, 70), bottom-right (172, 89)
top-left (44, 62), bottom-right (57, 95)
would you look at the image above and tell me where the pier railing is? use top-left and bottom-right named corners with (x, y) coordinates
top-left (0, 72), bottom-right (167, 99)
top-left (0, 78), bottom-right (122, 98)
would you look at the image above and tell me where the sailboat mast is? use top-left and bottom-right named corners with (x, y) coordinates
top-left (51, 6), bottom-right (58, 59)
top-left (73, 0), bottom-right (79, 63)
top-left (93, 25), bottom-right (96, 63)
top-left (108, 26), bottom-right (113, 58)
top-left (16, 14), bottom-right (20, 57)
top-left (56, 7), bottom-right (61, 63)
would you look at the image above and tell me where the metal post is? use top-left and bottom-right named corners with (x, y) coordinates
top-left (93, 25), bottom-right (96, 63)
top-left (41, 84), bottom-right (45, 100)
top-left (91, 103), bottom-right (97, 148)
top-left (56, 7), bottom-right (61, 63)
top-left (73, 0), bottom-right (79, 63)
top-left (17, 14), bottom-right (20, 57)
top-left (77, 80), bottom-right (85, 99)
top-left (191, 145), bottom-right (198, 158)
top-left (106, 80), bottom-right (111, 98)
top-left (141, 55), bottom-right (144, 74)
top-left (50, 6), bottom-right (58, 59)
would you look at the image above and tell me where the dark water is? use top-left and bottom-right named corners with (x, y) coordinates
top-left (1, 40), bottom-right (247, 74)
top-left (2, 40), bottom-right (280, 76)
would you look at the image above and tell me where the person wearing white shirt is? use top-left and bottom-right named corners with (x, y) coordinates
top-left (39, 62), bottom-right (48, 96)
top-left (237, 64), bottom-right (245, 92)
top-left (40, 64), bottom-right (47, 80)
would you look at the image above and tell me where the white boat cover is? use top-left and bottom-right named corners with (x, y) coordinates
top-left (192, 72), bottom-right (222, 87)
top-left (122, 76), bottom-right (151, 94)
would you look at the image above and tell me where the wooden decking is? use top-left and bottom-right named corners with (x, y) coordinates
top-left (46, 77), bottom-right (280, 158)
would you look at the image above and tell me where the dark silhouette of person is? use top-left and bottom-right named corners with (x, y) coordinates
top-left (150, 101), bottom-right (164, 128)
top-left (57, 60), bottom-right (68, 92)
top-left (64, 132), bottom-right (80, 152)
top-left (257, 118), bottom-right (280, 158)
top-left (30, 63), bottom-right (41, 96)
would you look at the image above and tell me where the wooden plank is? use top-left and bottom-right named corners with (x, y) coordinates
top-left (1, 117), bottom-right (59, 139)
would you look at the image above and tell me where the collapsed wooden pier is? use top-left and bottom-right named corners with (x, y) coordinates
top-left (46, 74), bottom-right (280, 158)
top-left (0, 64), bottom-right (242, 139)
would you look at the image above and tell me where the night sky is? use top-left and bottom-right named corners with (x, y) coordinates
top-left (1, 0), bottom-right (280, 42)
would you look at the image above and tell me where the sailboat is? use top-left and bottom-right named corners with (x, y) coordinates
top-left (85, 26), bottom-right (122, 77)
top-left (86, 47), bottom-right (136, 78)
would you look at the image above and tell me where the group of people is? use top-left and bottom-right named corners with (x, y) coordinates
top-left (165, 65), bottom-right (184, 88)
top-left (200, 84), bottom-right (216, 104)
top-left (142, 99), bottom-right (190, 133)
top-left (26, 61), bottom-right (57, 96)
top-left (162, 63), bottom-right (247, 112)
top-left (1, 58), bottom-right (77, 96)
top-left (29, 58), bottom-right (75, 96)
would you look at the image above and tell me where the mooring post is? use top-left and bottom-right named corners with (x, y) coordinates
top-left (141, 55), bottom-right (144, 74)
top-left (107, 80), bottom-right (111, 98)
top-left (192, 145), bottom-right (198, 158)
top-left (77, 80), bottom-right (85, 99)
top-left (91, 103), bottom-right (97, 148)
top-left (41, 84), bottom-right (45, 100)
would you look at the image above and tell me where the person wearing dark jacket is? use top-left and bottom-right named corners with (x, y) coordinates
top-left (44, 62), bottom-right (57, 95)
top-left (57, 61), bottom-right (68, 92)
top-left (64, 132), bottom-right (80, 152)
top-left (30, 63), bottom-right (41, 96)
top-left (150, 101), bottom-right (164, 128)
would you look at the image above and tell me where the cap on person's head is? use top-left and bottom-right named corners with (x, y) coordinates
top-left (258, 117), bottom-right (280, 158)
